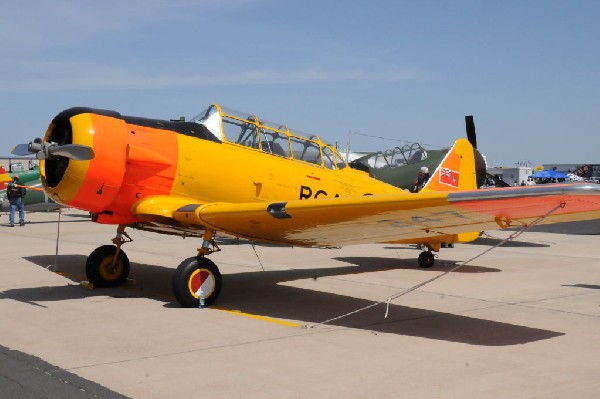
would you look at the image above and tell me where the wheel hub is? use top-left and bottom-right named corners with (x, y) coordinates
top-left (188, 268), bottom-right (216, 298)
top-left (99, 257), bottom-right (124, 281)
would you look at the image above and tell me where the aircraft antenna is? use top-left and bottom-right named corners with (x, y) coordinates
top-left (345, 130), bottom-right (352, 162)
top-left (251, 242), bottom-right (265, 272)
top-left (49, 206), bottom-right (62, 272)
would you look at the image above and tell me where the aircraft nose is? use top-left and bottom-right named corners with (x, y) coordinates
top-left (40, 108), bottom-right (128, 211)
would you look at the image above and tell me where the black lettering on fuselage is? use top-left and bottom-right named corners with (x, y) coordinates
top-left (300, 185), bottom-right (312, 200)
top-left (300, 185), bottom-right (369, 199)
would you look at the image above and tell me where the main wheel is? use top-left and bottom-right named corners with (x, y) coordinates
top-left (418, 250), bottom-right (435, 268)
top-left (172, 257), bottom-right (222, 308)
top-left (86, 245), bottom-right (130, 287)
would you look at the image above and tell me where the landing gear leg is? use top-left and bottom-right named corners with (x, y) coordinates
top-left (172, 230), bottom-right (223, 308)
top-left (86, 224), bottom-right (132, 287)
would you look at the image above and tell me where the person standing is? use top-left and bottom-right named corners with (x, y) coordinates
top-left (411, 166), bottom-right (430, 193)
top-left (6, 175), bottom-right (26, 227)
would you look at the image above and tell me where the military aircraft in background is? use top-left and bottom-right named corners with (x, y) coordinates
top-left (350, 116), bottom-right (487, 191)
top-left (0, 164), bottom-right (59, 213)
top-left (13, 105), bottom-right (600, 308)
top-left (0, 160), bottom-right (41, 187)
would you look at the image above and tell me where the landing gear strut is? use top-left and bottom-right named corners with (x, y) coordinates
top-left (85, 226), bottom-right (224, 307)
top-left (171, 229), bottom-right (223, 308)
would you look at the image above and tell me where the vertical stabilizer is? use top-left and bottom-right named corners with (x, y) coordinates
top-left (421, 138), bottom-right (478, 192)
top-left (421, 138), bottom-right (479, 243)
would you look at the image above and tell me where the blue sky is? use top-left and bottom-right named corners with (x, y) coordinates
top-left (1, 0), bottom-right (598, 166)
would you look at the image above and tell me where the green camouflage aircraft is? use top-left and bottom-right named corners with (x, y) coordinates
top-left (350, 116), bottom-right (486, 191)
top-left (1, 162), bottom-right (59, 213)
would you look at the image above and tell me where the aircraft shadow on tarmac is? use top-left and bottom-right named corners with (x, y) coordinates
top-left (464, 237), bottom-right (551, 248)
top-left (7, 254), bottom-right (564, 347)
top-left (337, 256), bottom-right (502, 274)
top-left (562, 284), bottom-right (600, 290)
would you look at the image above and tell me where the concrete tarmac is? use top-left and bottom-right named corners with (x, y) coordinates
top-left (1, 210), bottom-right (599, 398)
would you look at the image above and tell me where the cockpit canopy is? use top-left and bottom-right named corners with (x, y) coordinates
top-left (361, 143), bottom-right (430, 169)
top-left (189, 104), bottom-right (346, 170)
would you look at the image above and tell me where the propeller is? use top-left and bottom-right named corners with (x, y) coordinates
top-left (465, 115), bottom-right (477, 149)
top-left (11, 138), bottom-right (94, 160)
top-left (465, 115), bottom-right (487, 188)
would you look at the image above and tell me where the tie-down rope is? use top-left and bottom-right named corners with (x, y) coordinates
top-left (305, 202), bottom-right (565, 329)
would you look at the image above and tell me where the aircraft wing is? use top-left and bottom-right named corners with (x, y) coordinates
top-left (132, 184), bottom-right (600, 247)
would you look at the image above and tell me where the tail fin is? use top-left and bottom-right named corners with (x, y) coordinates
top-left (0, 165), bottom-right (11, 189)
top-left (421, 138), bottom-right (480, 244)
top-left (421, 138), bottom-right (478, 192)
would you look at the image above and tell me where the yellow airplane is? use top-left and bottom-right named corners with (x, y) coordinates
top-left (13, 105), bottom-right (600, 307)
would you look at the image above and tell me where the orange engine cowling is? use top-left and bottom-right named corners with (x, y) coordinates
top-left (41, 108), bottom-right (128, 213)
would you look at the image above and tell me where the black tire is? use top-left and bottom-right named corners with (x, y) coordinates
top-left (418, 251), bottom-right (435, 268)
top-left (86, 245), bottom-right (130, 288)
top-left (172, 257), bottom-right (222, 308)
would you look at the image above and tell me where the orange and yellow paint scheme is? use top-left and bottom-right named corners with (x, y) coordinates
top-left (35, 104), bottom-right (600, 307)
top-left (0, 165), bottom-right (10, 189)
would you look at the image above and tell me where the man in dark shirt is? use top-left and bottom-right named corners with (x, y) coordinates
top-left (6, 175), bottom-right (26, 227)
top-left (412, 166), bottom-right (430, 193)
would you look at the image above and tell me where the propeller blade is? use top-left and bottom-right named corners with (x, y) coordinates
top-left (465, 115), bottom-right (487, 188)
top-left (465, 115), bottom-right (477, 149)
top-left (12, 138), bottom-right (94, 160)
top-left (49, 144), bottom-right (95, 160)
top-left (11, 143), bottom-right (31, 156)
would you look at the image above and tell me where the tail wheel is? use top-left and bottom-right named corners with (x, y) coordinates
top-left (418, 250), bottom-right (435, 268)
top-left (172, 257), bottom-right (222, 308)
top-left (86, 245), bottom-right (130, 287)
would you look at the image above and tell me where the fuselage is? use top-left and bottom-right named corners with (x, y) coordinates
top-left (40, 105), bottom-right (402, 226)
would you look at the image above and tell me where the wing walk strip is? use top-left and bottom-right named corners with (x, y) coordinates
top-left (305, 203), bottom-right (564, 329)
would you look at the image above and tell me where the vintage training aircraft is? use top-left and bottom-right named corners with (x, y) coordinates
top-left (13, 105), bottom-right (600, 308)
